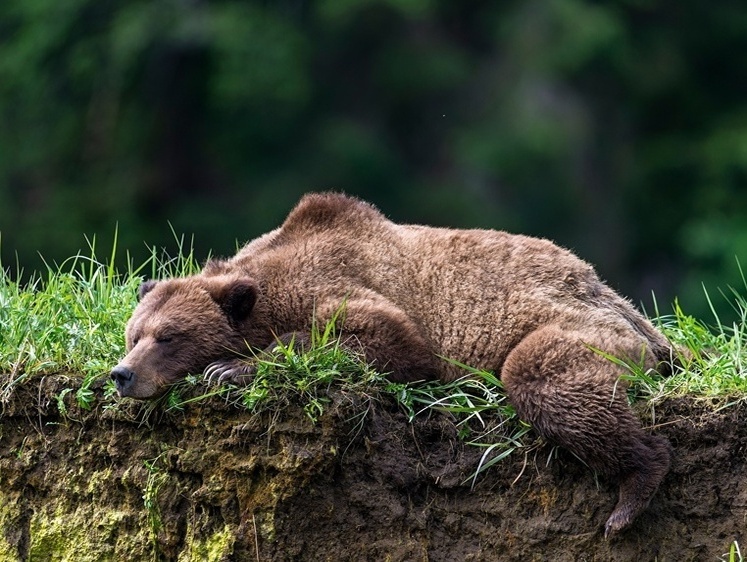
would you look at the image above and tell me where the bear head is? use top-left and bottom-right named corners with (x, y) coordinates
top-left (110, 275), bottom-right (258, 399)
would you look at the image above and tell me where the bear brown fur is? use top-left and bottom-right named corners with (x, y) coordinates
top-left (112, 192), bottom-right (675, 537)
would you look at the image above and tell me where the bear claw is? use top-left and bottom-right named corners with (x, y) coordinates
top-left (204, 359), bottom-right (255, 386)
top-left (604, 516), bottom-right (625, 540)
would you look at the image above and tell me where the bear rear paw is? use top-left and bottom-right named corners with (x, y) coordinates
top-left (604, 436), bottom-right (671, 539)
top-left (204, 358), bottom-right (256, 387)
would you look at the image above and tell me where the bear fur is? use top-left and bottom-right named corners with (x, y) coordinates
top-left (112, 192), bottom-right (675, 537)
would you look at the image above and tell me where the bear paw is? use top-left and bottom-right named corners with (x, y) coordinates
top-left (204, 358), bottom-right (255, 386)
top-left (604, 515), bottom-right (624, 540)
top-left (604, 506), bottom-right (634, 539)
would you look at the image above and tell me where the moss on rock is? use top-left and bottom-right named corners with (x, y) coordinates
top-left (28, 504), bottom-right (133, 562)
top-left (178, 525), bottom-right (235, 562)
top-left (0, 491), bottom-right (21, 562)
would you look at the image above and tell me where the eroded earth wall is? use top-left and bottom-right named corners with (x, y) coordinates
top-left (0, 376), bottom-right (745, 561)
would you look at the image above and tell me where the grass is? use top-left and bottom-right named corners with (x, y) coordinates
top-left (1, 238), bottom-right (746, 462)
top-left (390, 362), bottom-right (533, 487)
top-left (721, 541), bottom-right (744, 562)
top-left (650, 295), bottom-right (747, 400)
top-left (161, 313), bottom-right (386, 424)
top-left (142, 451), bottom-right (171, 561)
top-left (0, 231), bottom-right (200, 407)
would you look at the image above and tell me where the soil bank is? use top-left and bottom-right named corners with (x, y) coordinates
top-left (0, 375), bottom-right (745, 561)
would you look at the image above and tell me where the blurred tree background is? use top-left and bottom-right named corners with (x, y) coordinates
top-left (1, 0), bottom-right (747, 320)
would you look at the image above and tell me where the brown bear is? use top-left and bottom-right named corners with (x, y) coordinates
top-left (111, 192), bottom-right (674, 538)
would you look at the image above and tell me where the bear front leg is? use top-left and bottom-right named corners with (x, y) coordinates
top-left (318, 295), bottom-right (443, 383)
top-left (205, 332), bottom-right (312, 386)
top-left (500, 325), bottom-right (671, 538)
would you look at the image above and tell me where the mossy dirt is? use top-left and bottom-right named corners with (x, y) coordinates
top-left (0, 374), bottom-right (745, 561)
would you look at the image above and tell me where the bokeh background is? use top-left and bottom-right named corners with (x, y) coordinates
top-left (2, 0), bottom-right (747, 320)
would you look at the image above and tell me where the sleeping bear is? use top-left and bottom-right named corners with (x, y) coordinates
top-left (112, 192), bottom-right (674, 537)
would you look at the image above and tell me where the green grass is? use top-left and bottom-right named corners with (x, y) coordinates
top-left (142, 451), bottom-right (171, 561)
top-left (390, 362), bottom-right (533, 487)
top-left (1, 238), bottom-right (746, 439)
top-left (650, 293), bottom-right (747, 401)
top-left (0, 231), bottom-right (200, 407)
top-left (162, 313), bottom-right (386, 424)
top-left (721, 541), bottom-right (744, 562)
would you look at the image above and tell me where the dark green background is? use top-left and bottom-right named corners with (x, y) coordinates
top-left (2, 0), bottom-right (746, 320)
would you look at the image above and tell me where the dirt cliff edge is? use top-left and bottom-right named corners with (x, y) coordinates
top-left (0, 375), bottom-right (745, 561)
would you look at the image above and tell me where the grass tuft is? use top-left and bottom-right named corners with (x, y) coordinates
top-left (645, 286), bottom-right (747, 402)
top-left (390, 361), bottom-right (533, 486)
top-left (721, 541), bottom-right (744, 562)
top-left (0, 231), bottom-right (200, 406)
top-left (165, 310), bottom-right (385, 423)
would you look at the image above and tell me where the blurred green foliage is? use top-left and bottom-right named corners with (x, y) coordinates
top-left (1, 0), bottom-right (746, 320)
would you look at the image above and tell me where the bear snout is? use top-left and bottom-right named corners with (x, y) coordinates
top-left (111, 365), bottom-right (136, 395)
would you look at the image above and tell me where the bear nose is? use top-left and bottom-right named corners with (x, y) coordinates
top-left (111, 365), bottom-right (135, 391)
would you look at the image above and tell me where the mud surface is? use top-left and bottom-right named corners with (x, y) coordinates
top-left (0, 375), bottom-right (745, 561)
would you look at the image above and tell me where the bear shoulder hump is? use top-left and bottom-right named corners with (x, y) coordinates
top-left (281, 192), bottom-right (386, 234)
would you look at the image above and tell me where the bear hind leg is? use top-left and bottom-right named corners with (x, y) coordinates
top-left (604, 433), bottom-right (671, 537)
top-left (500, 325), bottom-right (671, 537)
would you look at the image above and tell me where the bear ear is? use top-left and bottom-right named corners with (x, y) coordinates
top-left (207, 278), bottom-right (258, 324)
top-left (138, 280), bottom-right (158, 301)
